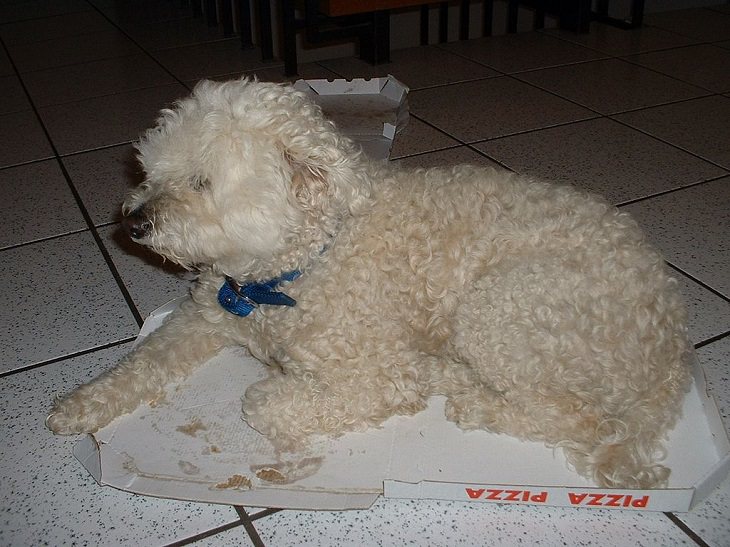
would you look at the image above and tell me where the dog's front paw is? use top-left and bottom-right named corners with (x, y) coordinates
top-left (242, 402), bottom-right (304, 451)
top-left (46, 389), bottom-right (110, 435)
top-left (242, 381), bottom-right (311, 451)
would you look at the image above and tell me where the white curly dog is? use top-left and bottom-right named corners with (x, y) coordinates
top-left (48, 78), bottom-right (691, 489)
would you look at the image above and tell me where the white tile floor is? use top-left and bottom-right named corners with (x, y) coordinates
top-left (1, 1), bottom-right (729, 545)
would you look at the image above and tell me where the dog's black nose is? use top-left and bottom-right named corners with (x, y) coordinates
top-left (122, 207), bottom-right (152, 240)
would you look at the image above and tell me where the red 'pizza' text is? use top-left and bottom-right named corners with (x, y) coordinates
top-left (568, 492), bottom-right (650, 508)
top-left (465, 488), bottom-right (548, 503)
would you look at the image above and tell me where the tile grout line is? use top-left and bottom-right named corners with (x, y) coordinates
top-left (0, 337), bottom-right (137, 380)
top-left (1, 220), bottom-right (123, 253)
top-left (235, 506), bottom-right (268, 547)
top-left (617, 47), bottom-right (728, 95)
top-left (664, 512), bottom-right (713, 547)
top-left (538, 26), bottom-right (698, 56)
top-left (666, 261), bottom-right (730, 305)
top-left (0, 33), bottom-right (145, 328)
top-left (694, 330), bottom-right (730, 350)
top-left (0, 138), bottom-right (138, 176)
top-left (0, 5), bottom-right (92, 27)
top-left (398, 112), bottom-right (517, 171)
top-left (431, 36), bottom-right (609, 79)
top-left (614, 173), bottom-right (730, 208)
top-left (0, 226), bottom-right (91, 253)
top-left (162, 520), bottom-right (247, 547)
top-left (608, 112), bottom-right (730, 172)
top-left (0, 152), bottom-right (55, 171)
top-left (249, 508), bottom-right (284, 520)
top-left (81, 0), bottom-right (196, 93)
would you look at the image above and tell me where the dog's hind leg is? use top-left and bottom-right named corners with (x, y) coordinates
top-left (557, 421), bottom-right (672, 489)
top-left (47, 299), bottom-right (229, 435)
top-left (445, 385), bottom-right (672, 488)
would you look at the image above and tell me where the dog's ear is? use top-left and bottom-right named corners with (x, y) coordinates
top-left (263, 83), bottom-right (373, 218)
top-left (285, 150), bottom-right (330, 214)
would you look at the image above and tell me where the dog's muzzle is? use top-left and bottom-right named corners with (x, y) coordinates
top-left (122, 206), bottom-right (152, 240)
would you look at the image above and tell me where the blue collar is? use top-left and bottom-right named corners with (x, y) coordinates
top-left (218, 270), bottom-right (301, 317)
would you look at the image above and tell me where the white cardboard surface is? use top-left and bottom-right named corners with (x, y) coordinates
top-left (74, 298), bottom-right (730, 512)
top-left (293, 76), bottom-right (409, 160)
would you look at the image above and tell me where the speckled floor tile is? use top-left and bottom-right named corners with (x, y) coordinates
top-left (697, 336), bottom-right (730, 438)
top-left (191, 525), bottom-right (252, 546)
top-left (644, 7), bottom-right (730, 42)
top-left (7, 29), bottom-right (142, 73)
top-left (124, 15), bottom-right (228, 51)
top-left (673, 336), bottom-right (730, 547)
top-left (154, 39), bottom-right (282, 82)
top-left (472, 117), bottom-right (725, 204)
top-left (390, 117), bottom-right (462, 159)
top-left (0, 0), bottom-right (91, 24)
top-left (97, 224), bottom-right (192, 317)
top-left (22, 54), bottom-right (177, 107)
top-left (61, 144), bottom-right (142, 225)
top-left (626, 44), bottom-right (730, 94)
top-left (318, 46), bottom-right (498, 90)
top-left (0, 160), bottom-right (86, 249)
top-left (0, 231), bottom-right (138, 373)
top-left (0, 8), bottom-right (113, 46)
top-left (409, 77), bottom-right (595, 143)
top-left (0, 110), bottom-right (54, 167)
top-left (94, 0), bottom-right (193, 26)
top-left (391, 145), bottom-right (503, 170)
top-left (0, 74), bottom-right (31, 115)
top-left (613, 96), bottom-right (730, 170)
top-left (515, 58), bottom-right (708, 115)
top-left (0, 343), bottom-right (239, 546)
top-left (675, 273), bottom-right (730, 347)
top-left (438, 31), bottom-right (605, 74)
top-left (542, 22), bottom-right (701, 56)
top-left (0, 47), bottom-right (13, 76)
top-left (251, 496), bottom-right (695, 546)
top-left (38, 83), bottom-right (188, 155)
top-left (621, 177), bottom-right (730, 299)
top-left (678, 475), bottom-right (730, 547)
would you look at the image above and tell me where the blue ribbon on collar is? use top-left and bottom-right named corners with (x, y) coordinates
top-left (218, 270), bottom-right (301, 317)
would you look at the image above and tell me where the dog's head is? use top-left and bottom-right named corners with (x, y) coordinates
top-left (122, 78), bottom-right (371, 279)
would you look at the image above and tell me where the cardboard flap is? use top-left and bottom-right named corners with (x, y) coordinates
top-left (135, 296), bottom-right (187, 346)
top-left (293, 76), bottom-right (409, 157)
top-left (384, 480), bottom-right (697, 512)
top-left (73, 434), bottom-right (103, 484)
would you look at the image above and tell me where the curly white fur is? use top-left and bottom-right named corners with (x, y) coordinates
top-left (47, 78), bottom-right (692, 489)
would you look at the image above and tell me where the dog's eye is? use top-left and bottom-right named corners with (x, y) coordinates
top-left (191, 176), bottom-right (209, 192)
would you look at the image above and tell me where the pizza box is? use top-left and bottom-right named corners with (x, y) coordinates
top-left (72, 297), bottom-right (730, 512)
top-left (293, 75), bottom-right (409, 160)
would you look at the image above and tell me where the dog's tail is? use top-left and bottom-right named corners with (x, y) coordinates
top-left (557, 416), bottom-right (672, 489)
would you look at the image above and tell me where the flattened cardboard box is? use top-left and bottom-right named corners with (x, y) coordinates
top-left (74, 297), bottom-right (730, 512)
